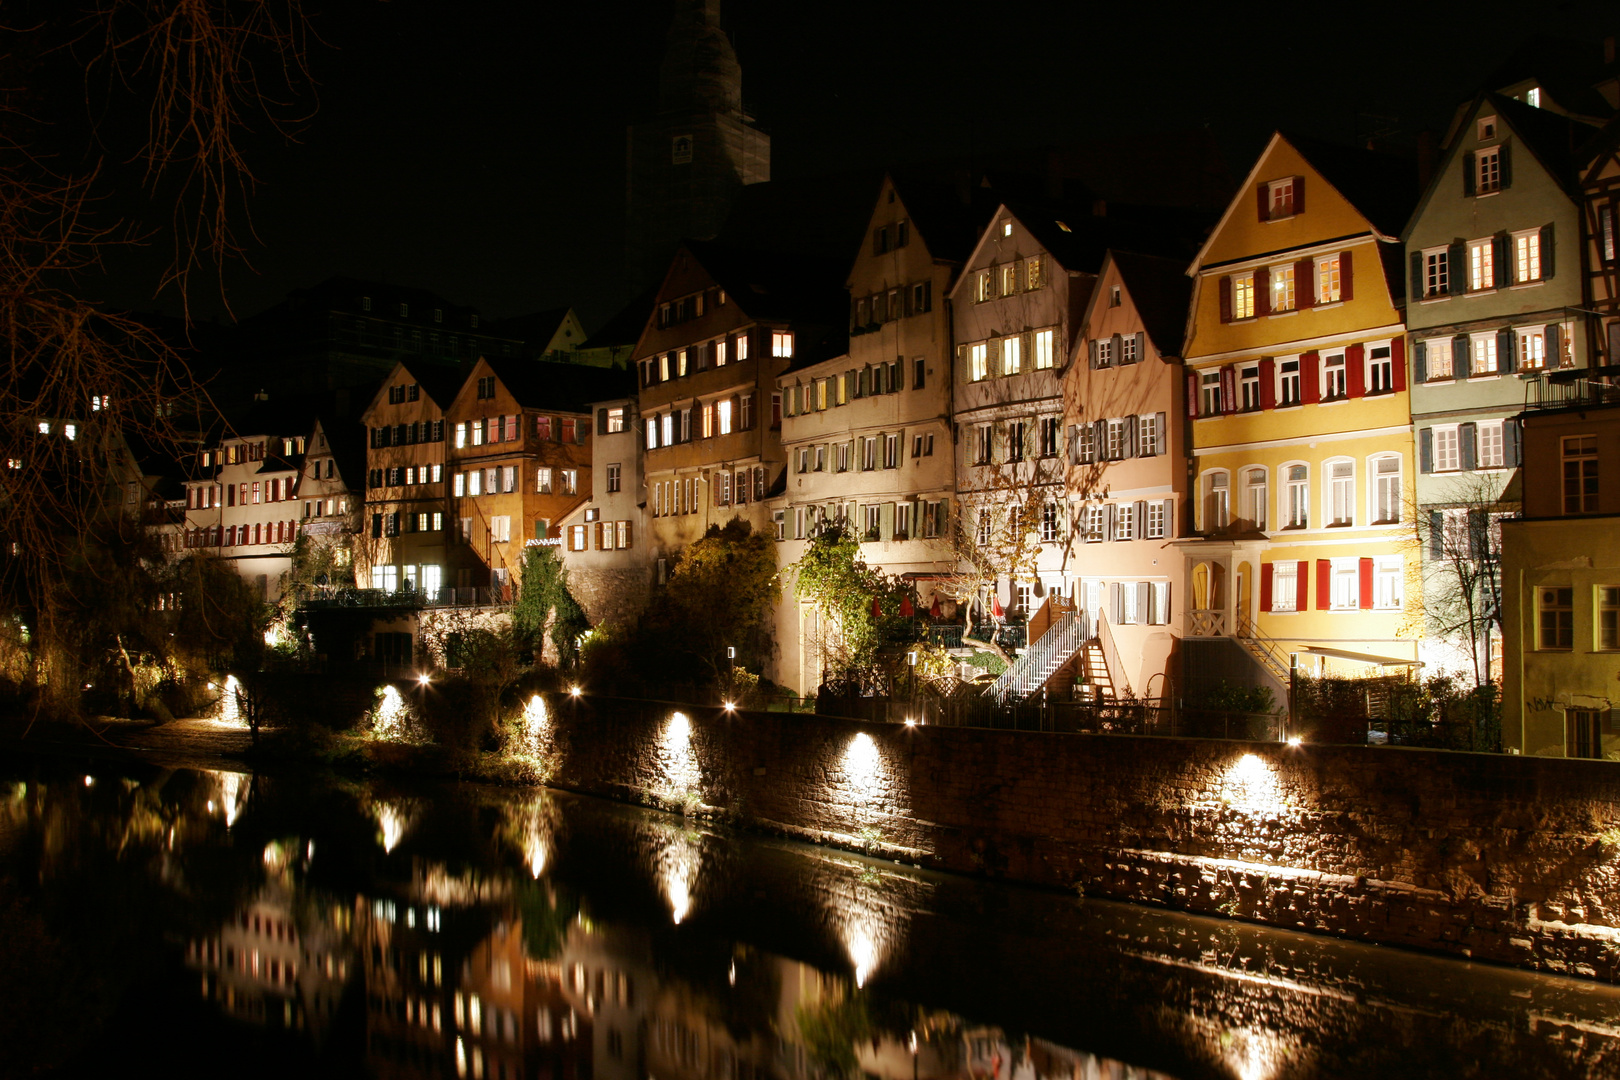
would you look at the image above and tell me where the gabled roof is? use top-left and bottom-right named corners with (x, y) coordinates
top-left (488, 306), bottom-right (576, 347)
top-left (680, 239), bottom-right (849, 326)
top-left (309, 415), bottom-right (368, 491)
top-left (1105, 250), bottom-right (1195, 359)
top-left (583, 286), bottom-right (660, 350)
top-left (1402, 92), bottom-right (1597, 242)
top-left (1481, 35), bottom-right (1620, 123)
top-left (712, 172), bottom-right (883, 261)
top-left (886, 171), bottom-right (999, 265)
top-left (482, 356), bottom-right (629, 414)
top-left (1190, 131), bottom-right (1418, 274)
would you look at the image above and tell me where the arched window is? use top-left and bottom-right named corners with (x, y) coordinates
top-left (1326, 457), bottom-right (1355, 526)
top-left (1282, 462), bottom-right (1309, 528)
top-left (1369, 454), bottom-right (1402, 524)
top-left (1202, 469), bottom-right (1230, 532)
top-left (1243, 467), bottom-right (1268, 530)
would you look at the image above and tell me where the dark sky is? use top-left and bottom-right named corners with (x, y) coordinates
top-left (85, 0), bottom-right (1618, 332)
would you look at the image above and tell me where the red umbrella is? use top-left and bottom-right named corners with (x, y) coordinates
top-left (871, 596), bottom-right (883, 617)
top-left (990, 593), bottom-right (1004, 619)
top-left (929, 596), bottom-right (942, 619)
top-left (899, 595), bottom-right (914, 617)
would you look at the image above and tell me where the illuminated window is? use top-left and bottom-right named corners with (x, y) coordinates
top-left (1330, 558), bottom-right (1359, 610)
top-left (771, 331), bottom-right (794, 358)
top-left (1200, 370), bottom-right (1221, 415)
top-left (1002, 264), bottom-right (1019, 296)
top-left (1327, 459), bottom-right (1354, 526)
top-left (975, 270), bottom-right (994, 303)
top-left (1240, 365), bottom-right (1261, 411)
top-left (1270, 264), bottom-right (1295, 312)
top-left (1477, 422), bottom-right (1504, 469)
top-left (1232, 273), bottom-right (1255, 319)
top-left (1513, 229), bottom-right (1542, 282)
top-left (1323, 353), bottom-right (1346, 398)
top-left (1315, 254), bottom-right (1341, 303)
top-left (969, 343), bottom-right (989, 381)
top-left (1374, 556), bottom-right (1402, 609)
top-left (1026, 256), bottom-right (1044, 290)
top-left (1273, 562), bottom-right (1300, 612)
top-left (1539, 587), bottom-right (1573, 649)
top-left (536, 467), bottom-right (552, 493)
top-left (1002, 335), bottom-right (1022, 375)
top-left (1563, 435), bottom-right (1598, 514)
top-left (1467, 238), bottom-right (1494, 290)
top-left (1203, 470), bottom-right (1229, 531)
top-left (1519, 328), bottom-right (1545, 370)
top-left (1471, 334), bottom-right (1497, 375)
top-left (1033, 329), bottom-right (1055, 369)
top-left (1279, 358), bottom-right (1300, 405)
top-left (974, 425), bottom-right (992, 466)
top-left (1245, 468), bottom-right (1267, 530)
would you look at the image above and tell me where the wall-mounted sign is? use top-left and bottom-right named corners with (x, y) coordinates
top-left (524, 537), bottom-right (563, 547)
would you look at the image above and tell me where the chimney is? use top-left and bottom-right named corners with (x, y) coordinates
top-left (1416, 130), bottom-right (1438, 193)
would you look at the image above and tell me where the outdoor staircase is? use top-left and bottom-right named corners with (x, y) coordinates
top-left (1233, 612), bottom-right (1291, 684)
top-left (986, 607), bottom-right (1092, 706)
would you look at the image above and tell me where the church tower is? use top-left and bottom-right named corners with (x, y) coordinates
top-left (625, 0), bottom-right (769, 287)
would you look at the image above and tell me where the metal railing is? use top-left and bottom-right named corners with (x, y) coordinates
top-left (1523, 370), bottom-right (1620, 411)
top-left (1096, 613), bottom-right (1132, 700)
top-left (295, 585), bottom-right (514, 611)
top-left (987, 607), bottom-right (1091, 706)
top-left (1234, 611), bottom-right (1291, 684)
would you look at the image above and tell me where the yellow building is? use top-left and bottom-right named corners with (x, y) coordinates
top-left (1179, 133), bottom-right (1421, 701)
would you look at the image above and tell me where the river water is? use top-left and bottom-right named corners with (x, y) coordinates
top-left (2, 757), bottom-right (1619, 1079)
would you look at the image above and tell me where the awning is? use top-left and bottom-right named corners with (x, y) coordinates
top-left (1296, 646), bottom-right (1422, 668)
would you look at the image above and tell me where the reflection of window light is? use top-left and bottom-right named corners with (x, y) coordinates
top-left (37, 421), bottom-right (49, 435)
top-left (64, 423), bottom-right (76, 441)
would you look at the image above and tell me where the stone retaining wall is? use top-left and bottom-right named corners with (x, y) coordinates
top-left (539, 697), bottom-right (1620, 981)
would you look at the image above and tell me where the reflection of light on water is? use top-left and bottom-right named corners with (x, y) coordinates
top-left (375, 802), bottom-right (409, 853)
top-left (1224, 1028), bottom-right (1295, 1080)
top-left (203, 770), bottom-right (249, 827)
top-left (1221, 753), bottom-right (1282, 812)
top-left (667, 864), bottom-right (692, 924)
top-left (845, 920), bottom-right (878, 988)
top-left (654, 825), bottom-right (703, 925)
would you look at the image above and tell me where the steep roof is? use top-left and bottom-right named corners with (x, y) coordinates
top-left (488, 306), bottom-right (575, 346)
top-left (1481, 35), bottom-right (1620, 122)
top-left (1109, 250), bottom-right (1195, 358)
top-left (397, 360), bottom-right (465, 409)
top-left (483, 357), bottom-right (629, 413)
top-left (1486, 92), bottom-right (1603, 196)
top-left (1280, 132), bottom-right (1420, 240)
top-left (712, 171), bottom-right (882, 261)
top-left (313, 414), bottom-right (369, 490)
top-left (582, 286), bottom-right (660, 350)
top-left (887, 172), bottom-right (999, 265)
top-left (683, 239), bottom-right (849, 327)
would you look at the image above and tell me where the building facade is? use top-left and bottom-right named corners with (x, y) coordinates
top-left (1179, 133), bottom-right (1421, 698)
top-left (182, 427), bottom-right (307, 601)
top-left (358, 363), bottom-right (458, 598)
top-left (557, 393), bottom-right (651, 630)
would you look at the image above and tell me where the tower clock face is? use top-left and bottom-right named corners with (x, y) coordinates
top-left (672, 135), bottom-right (693, 164)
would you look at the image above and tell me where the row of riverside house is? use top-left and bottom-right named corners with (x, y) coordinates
top-left (617, 74), bottom-right (1620, 760)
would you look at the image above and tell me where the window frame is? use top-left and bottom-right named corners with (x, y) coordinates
top-left (1315, 253), bottom-right (1342, 304)
top-left (1538, 586), bottom-right (1574, 650)
top-left (1370, 453), bottom-right (1402, 524)
top-left (1467, 238), bottom-right (1495, 291)
top-left (1562, 434), bottom-right (1599, 515)
top-left (1282, 462), bottom-right (1309, 529)
top-left (1243, 467), bottom-right (1268, 531)
top-left (1433, 424), bottom-right (1461, 473)
top-left (1325, 457), bottom-right (1355, 527)
top-left (1202, 469), bottom-right (1230, 532)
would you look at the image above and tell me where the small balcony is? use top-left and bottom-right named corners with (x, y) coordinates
top-left (1523, 369), bottom-right (1620, 412)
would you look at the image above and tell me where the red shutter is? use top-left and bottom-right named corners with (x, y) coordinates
top-left (1293, 176), bottom-right (1305, 215)
top-left (1186, 371), bottom-right (1199, 417)
top-left (1346, 343), bottom-right (1366, 398)
top-left (1219, 276), bottom-right (1233, 322)
top-left (1392, 337), bottom-right (1407, 391)
top-left (1316, 559), bottom-right (1331, 611)
top-left (1254, 267), bottom-right (1271, 317)
top-left (1257, 182), bottom-right (1270, 222)
top-left (1260, 562), bottom-right (1274, 612)
top-left (1297, 560), bottom-right (1311, 611)
top-left (1340, 250), bottom-right (1353, 301)
top-left (1295, 258), bottom-right (1315, 309)
top-left (1259, 357), bottom-right (1276, 410)
top-left (1301, 352), bottom-right (1321, 404)
top-left (1219, 365), bottom-right (1236, 413)
top-left (1358, 557), bottom-right (1374, 610)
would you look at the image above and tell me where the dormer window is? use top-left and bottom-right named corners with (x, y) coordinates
top-left (1263, 177), bottom-right (1299, 220)
top-left (1478, 116), bottom-right (1497, 140)
top-left (1002, 221), bottom-right (1013, 237)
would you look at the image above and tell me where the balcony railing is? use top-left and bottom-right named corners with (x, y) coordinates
top-left (1523, 369), bottom-right (1620, 412)
top-left (295, 585), bottom-right (513, 611)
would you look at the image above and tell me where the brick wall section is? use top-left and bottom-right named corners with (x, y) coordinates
top-left (540, 699), bottom-right (1620, 982)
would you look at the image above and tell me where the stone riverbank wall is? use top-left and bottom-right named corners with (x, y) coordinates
top-left (537, 696), bottom-right (1620, 982)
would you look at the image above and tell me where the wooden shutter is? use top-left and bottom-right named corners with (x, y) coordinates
top-left (1296, 560), bottom-right (1310, 610)
top-left (1460, 422), bottom-right (1477, 471)
top-left (1259, 358), bottom-right (1276, 410)
top-left (1340, 250), bottom-right (1354, 301)
top-left (1452, 336), bottom-right (1469, 381)
top-left (1163, 498), bottom-right (1176, 539)
top-left (1358, 557), bottom-right (1374, 610)
top-left (1134, 501), bottom-right (1146, 537)
top-left (1219, 276), bottom-right (1233, 322)
top-left (597, 409), bottom-right (608, 435)
top-left (1257, 183), bottom-right (1270, 221)
top-left (1428, 510), bottom-right (1444, 558)
top-left (1260, 562), bottom-right (1274, 612)
top-left (1447, 242), bottom-right (1465, 294)
top-left (1315, 559), bottom-right (1331, 611)
top-left (1293, 175), bottom-right (1305, 214)
top-left (1155, 412), bottom-right (1167, 454)
top-left (1494, 234), bottom-right (1512, 289)
top-left (1463, 151), bottom-right (1476, 196)
top-left (1089, 340), bottom-right (1100, 368)
top-left (1295, 258), bottom-right (1315, 308)
top-left (1394, 338), bottom-right (1408, 390)
top-left (1135, 331), bottom-right (1146, 362)
top-left (1124, 415), bottom-right (1138, 459)
top-left (1111, 333), bottom-right (1124, 365)
top-left (1346, 343), bottom-right (1365, 398)
top-left (1301, 352), bottom-right (1320, 404)
top-left (1419, 428), bottom-right (1433, 473)
top-left (1541, 223), bottom-right (1555, 278)
top-left (1499, 143), bottom-right (1512, 189)
top-left (1094, 419), bottom-right (1106, 459)
top-left (1546, 323), bottom-right (1563, 367)
top-left (1254, 267), bottom-right (1271, 317)
top-left (1505, 419), bottom-right (1522, 467)
top-left (1186, 372), bottom-right (1199, 417)
top-left (1409, 251), bottom-right (1423, 298)
top-left (1137, 582), bottom-right (1151, 621)
top-left (1104, 503), bottom-right (1116, 541)
top-left (1496, 328), bottom-right (1515, 373)
top-left (1220, 365), bottom-right (1236, 413)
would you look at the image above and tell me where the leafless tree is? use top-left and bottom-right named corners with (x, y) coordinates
top-left (1411, 474), bottom-right (1515, 687)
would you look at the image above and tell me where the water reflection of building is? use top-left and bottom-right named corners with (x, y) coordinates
top-left (185, 886), bottom-right (354, 1040)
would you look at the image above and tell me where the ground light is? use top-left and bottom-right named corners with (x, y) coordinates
top-left (1287, 736), bottom-right (1303, 747)
top-left (904, 718), bottom-right (918, 727)
top-left (568, 685), bottom-right (581, 698)
top-left (722, 701), bottom-right (736, 712)
top-left (417, 673), bottom-right (431, 686)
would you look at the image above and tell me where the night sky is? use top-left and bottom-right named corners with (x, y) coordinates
top-left (84, 0), bottom-right (1618, 332)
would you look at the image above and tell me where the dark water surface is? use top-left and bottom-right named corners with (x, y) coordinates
top-left (2, 757), bottom-right (1619, 1080)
